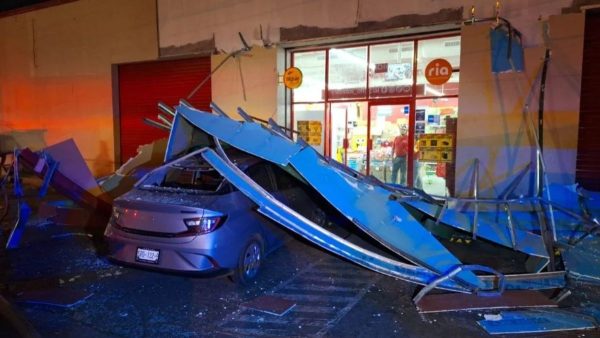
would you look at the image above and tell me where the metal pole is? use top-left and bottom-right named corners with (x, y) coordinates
top-left (537, 49), bottom-right (550, 197)
top-left (472, 159), bottom-right (480, 239)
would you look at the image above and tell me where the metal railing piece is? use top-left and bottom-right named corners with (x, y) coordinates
top-left (472, 159), bottom-right (480, 239)
top-left (157, 101), bottom-right (175, 116)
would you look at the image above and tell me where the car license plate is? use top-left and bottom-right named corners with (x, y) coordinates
top-left (136, 247), bottom-right (160, 264)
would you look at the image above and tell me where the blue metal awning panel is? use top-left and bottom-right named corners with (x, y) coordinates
top-left (406, 200), bottom-right (549, 262)
top-left (175, 105), bottom-right (303, 165)
top-left (199, 148), bottom-right (565, 292)
top-left (563, 235), bottom-right (600, 282)
top-left (199, 148), bottom-right (469, 292)
top-left (478, 309), bottom-right (597, 335)
top-left (175, 105), bottom-right (481, 288)
top-left (288, 147), bottom-right (482, 288)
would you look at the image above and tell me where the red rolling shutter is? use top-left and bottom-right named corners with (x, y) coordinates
top-left (576, 9), bottom-right (600, 190)
top-left (117, 57), bottom-right (211, 164)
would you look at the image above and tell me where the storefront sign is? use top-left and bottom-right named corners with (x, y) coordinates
top-left (424, 58), bottom-right (452, 85)
top-left (283, 67), bottom-right (303, 89)
top-left (325, 85), bottom-right (413, 100)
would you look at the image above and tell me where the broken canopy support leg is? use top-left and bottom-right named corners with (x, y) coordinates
top-left (158, 101), bottom-right (176, 117)
top-left (534, 199), bottom-right (556, 271)
top-left (435, 199), bottom-right (449, 226)
top-left (472, 159), bottom-right (480, 239)
top-left (413, 264), bottom-right (506, 304)
top-left (6, 151), bottom-right (31, 249)
top-left (209, 102), bottom-right (230, 118)
top-left (504, 203), bottom-right (517, 249)
top-left (37, 155), bottom-right (59, 198)
top-left (6, 200), bottom-right (31, 249)
top-left (236, 107), bottom-right (254, 123)
top-left (268, 118), bottom-right (292, 140)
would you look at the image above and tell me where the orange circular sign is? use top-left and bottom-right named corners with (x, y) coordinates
top-left (283, 67), bottom-right (303, 89)
top-left (424, 58), bottom-right (453, 85)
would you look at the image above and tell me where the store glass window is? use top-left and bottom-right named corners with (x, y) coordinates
top-left (328, 46), bottom-right (368, 100)
top-left (293, 51), bottom-right (326, 102)
top-left (413, 97), bottom-right (458, 196)
top-left (293, 103), bottom-right (326, 154)
top-left (368, 42), bottom-right (414, 98)
top-left (416, 37), bottom-right (460, 97)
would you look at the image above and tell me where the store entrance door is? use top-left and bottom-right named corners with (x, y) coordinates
top-left (329, 102), bottom-right (369, 173)
top-left (368, 102), bottom-right (412, 184)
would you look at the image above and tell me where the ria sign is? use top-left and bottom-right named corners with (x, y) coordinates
top-left (425, 58), bottom-right (452, 86)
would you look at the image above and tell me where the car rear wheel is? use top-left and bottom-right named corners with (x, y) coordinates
top-left (231, 237), bottom-right (263, 285)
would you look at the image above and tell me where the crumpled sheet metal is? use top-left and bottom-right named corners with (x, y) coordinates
top-left (406, 200), bottom-right (549, 263)
top-left (199, 148), bottom-right (469, 292)
top-left (165, 109), bottom-right (302, 165)
top-left (199, 148), bottom-right (565, 292)
top-left (562, 235), bottom-right (600, 282)
top-left (175, 104), bottom-right (480, 288)
top-left (477, 309), bottom-right (597, 335)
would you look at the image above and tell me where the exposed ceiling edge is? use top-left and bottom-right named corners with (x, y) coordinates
top-left (279, 22), bottom-right (462, 50)
top-left (159, 37), bottom-right (216, 59)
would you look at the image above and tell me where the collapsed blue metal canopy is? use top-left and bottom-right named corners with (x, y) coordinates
top-left (171, 104), bottom-right (481, 288)
top-left (163, 103), bottom-right (568, 292)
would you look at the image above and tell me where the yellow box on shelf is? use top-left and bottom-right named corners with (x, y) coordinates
top-left (419, 147), bottom-right (453, 163)
top-left (418, 133), bottom-right (453, 148)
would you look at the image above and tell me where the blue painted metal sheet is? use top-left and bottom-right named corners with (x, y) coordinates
top-left (6, 201), bottom-right (31, 249)
top-left (288, 148), bottom-right (482, 288)
top-left (490, 28), bottom-right (525, 73)
top-left (176, 105), bottom-right (481, 288)
top-left (478, 309), bottom-right (597, 335)
top-left (479, 271), bottom-right (564, 291)
top-left (164, 114), bottom-right (188, 162)
top-left (563, 235), bottom-right (600, 282)
top-left (198, 148), bottom-right (470, 292)
top-left (176, 105), bottom-right (302, 165)
top-left (199, 148), bottom-right (565, 292)
top-left (580, 187), bottom-right (600, 219)
top-left (406, 200), bottom-right (549, 261)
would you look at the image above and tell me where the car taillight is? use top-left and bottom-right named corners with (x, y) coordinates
top-left (112, 207), bottom-right (122, 221)
top-left (183, 216), bottom-right (225, 234)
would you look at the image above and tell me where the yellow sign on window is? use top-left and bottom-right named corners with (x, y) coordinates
top-left (283, 67), bottom-right (303, 89)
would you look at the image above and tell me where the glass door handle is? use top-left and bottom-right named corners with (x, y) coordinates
top-left (367, 138), bottom-right (373, 150)
top-left (343, 138), bottom-right (349, 149)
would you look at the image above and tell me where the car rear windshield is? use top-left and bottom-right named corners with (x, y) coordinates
top-left (162, 167), bottom-right (224, 191)
top-left (140, 157), bottom-right (226, 193)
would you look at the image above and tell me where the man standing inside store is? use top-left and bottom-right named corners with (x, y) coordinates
top-left (391, 124), bottom-right (408, 185)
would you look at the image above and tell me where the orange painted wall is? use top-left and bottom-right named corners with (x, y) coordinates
top-left (0, 0), bottom-right (158, 176)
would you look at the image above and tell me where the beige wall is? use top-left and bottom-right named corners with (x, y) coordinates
top-left (158, 0), bottom-right (582, 52)
top-left (211, 47), bottom-right (278, 121)
top-left (158, 1), bottom-right (592, 195)
top-left (0, 0), bottom-right (158, 176)
top-left (455, 13), bottom-right (584, 197)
